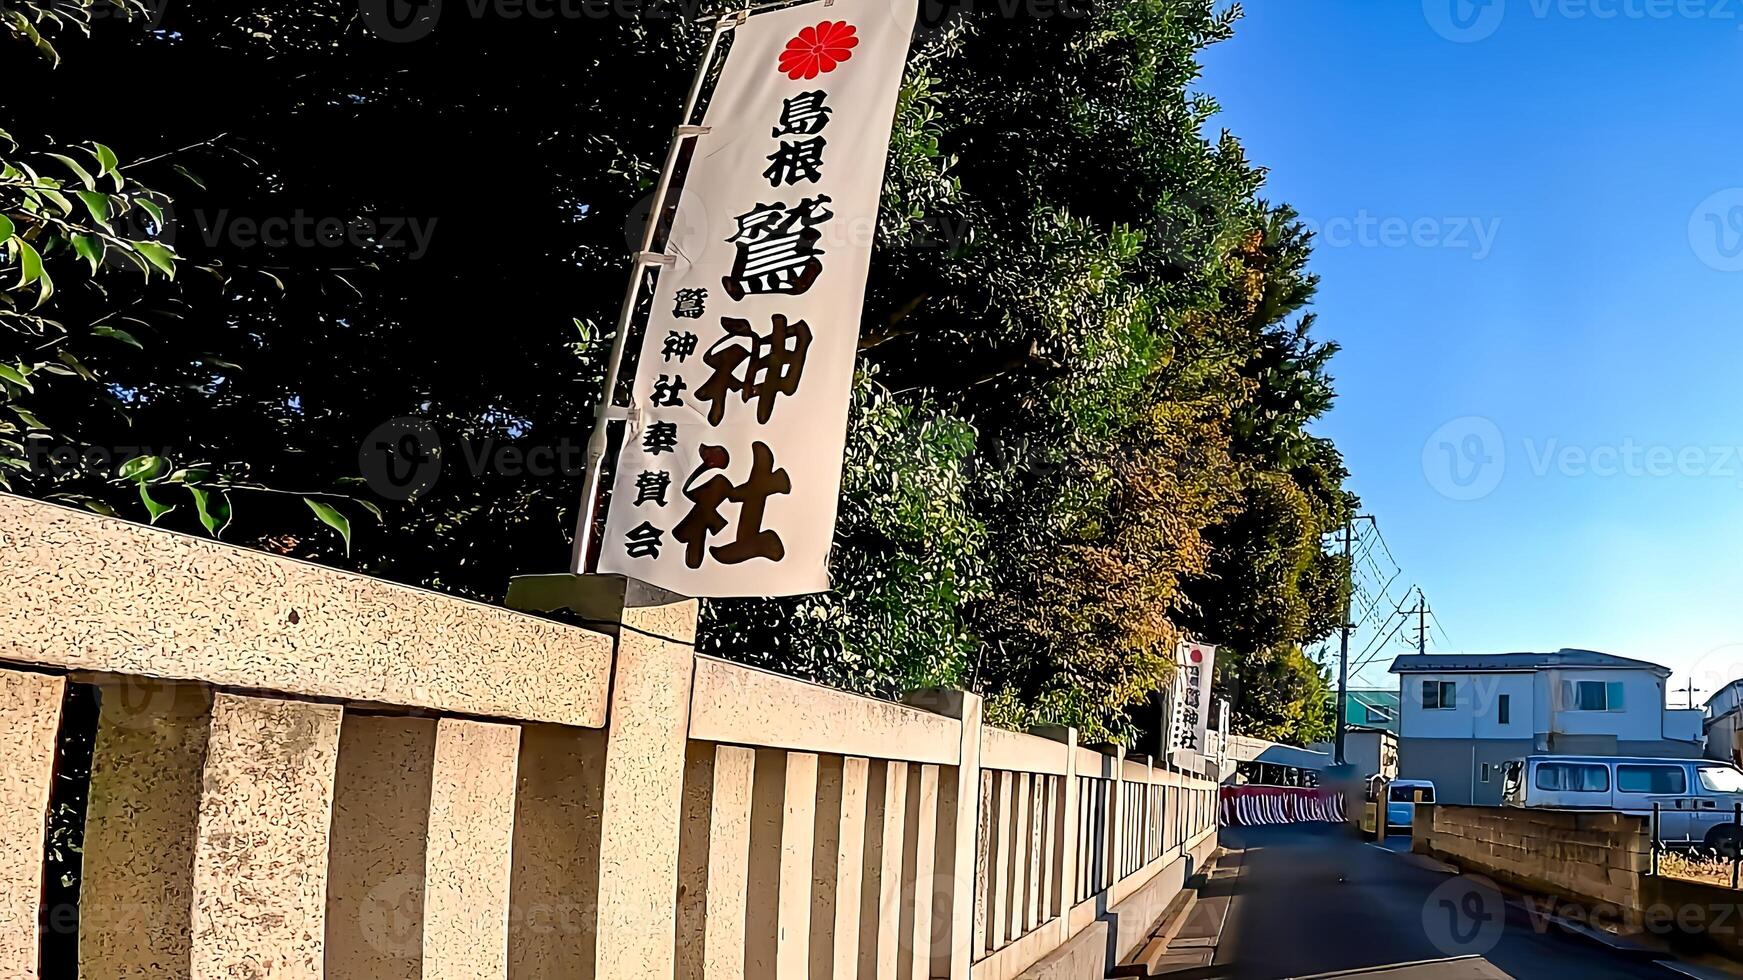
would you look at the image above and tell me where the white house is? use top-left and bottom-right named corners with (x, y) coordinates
top-left (1387, 649), bottom-right (1705, 805)
top-left (1705, 680), bottom-right (1743, 766)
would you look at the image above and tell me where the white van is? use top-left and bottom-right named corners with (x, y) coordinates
top-left (1501, 755), bottom-right (1743, 852)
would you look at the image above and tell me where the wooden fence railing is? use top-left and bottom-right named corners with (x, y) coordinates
top-left (0, 494), bottom-right (1220, 980)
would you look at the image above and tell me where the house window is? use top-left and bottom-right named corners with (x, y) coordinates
top-left (1421, 680), bottom-right (1456, 710)
top-left (1497, 694), bottom-right (1510, 724)
top-left (1617, 764), bottom-right (1686, 795)
top-left (1480, 763), bottom-right (1492, 782)
top-left (1535, 762), bottom-right (1610, 792)
top-left (1562, 679), bottom-right (1625, 711)
top-left (1364, 705), bottom-right (1393, 725)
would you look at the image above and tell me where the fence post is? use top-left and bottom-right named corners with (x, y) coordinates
top-left (507, 572), bottom-right (700, 980)
top-left (902, 689), bottom-right (983, 980)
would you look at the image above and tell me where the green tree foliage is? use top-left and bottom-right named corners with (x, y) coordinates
top-left (7, 0), bottom-right (1352, 748)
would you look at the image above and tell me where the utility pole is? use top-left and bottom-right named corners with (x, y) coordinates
top-left (1679, 677), bottom-right (1702, 710)
top-left (1335, 517), bottom-right (1354, 766)
top-left (1415, 590), bottom-right (1428, 655)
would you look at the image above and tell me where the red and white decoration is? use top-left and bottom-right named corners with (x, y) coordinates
top-left (1218, 786), bottom-right (1346, 827)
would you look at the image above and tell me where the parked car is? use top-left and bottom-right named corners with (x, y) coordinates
top-left (1386, 778), bottom-right (1436, 829)
top-left (1500, 755), bottom-right (1743, 853)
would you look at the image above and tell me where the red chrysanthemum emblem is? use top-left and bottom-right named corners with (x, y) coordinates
top-left (778, 21), bottom-right (858, 80)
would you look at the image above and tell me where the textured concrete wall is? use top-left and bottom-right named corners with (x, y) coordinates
top-left (0, 494), bottom-right (612, 726)
top-left (1414, 804), bottom-right (1650, 919)
top-left (0, 669), bottom-right (63, 980)
top-left (190, 694), bottom-right (344, 979)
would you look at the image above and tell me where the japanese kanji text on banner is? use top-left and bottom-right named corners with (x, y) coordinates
top-left (1169, 639), bottom-right (1217, 756)
top-left (597, 0), bottom-right (916, 596)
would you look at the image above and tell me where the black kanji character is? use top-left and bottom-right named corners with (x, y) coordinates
top-left (633, 470), bottom-right (671, 507)
top-left (696, 314), bottom-right (812, 426)
top-left (763, 137), bottom-right (826, 186)
top-left (662, 330), bottom-right (699, 362)
top-left (623, 521), bottom-right (664, 559)
top-left (772, 91), bottom-right (831, 138)
top-left (651, 374), bottom-right (687, 407)
top-left (642, 420), bottom-right (679, 456)
top-left (721, 196), bottom-right (832, 300)
top-left (673, 441), bottom-right (792, 568)
top-left (672, 288), bottom-right (707, 320)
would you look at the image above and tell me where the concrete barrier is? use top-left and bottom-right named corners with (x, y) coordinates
top-left (1413, 803), bottom-right (1651, 928)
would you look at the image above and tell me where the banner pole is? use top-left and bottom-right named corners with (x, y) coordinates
top-left (571, 20), bottom-right (733, 574)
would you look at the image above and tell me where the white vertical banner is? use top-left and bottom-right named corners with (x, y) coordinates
top-left (1169, 640), bottom-right (1217, 756)
top-left (597, 0), bottom-right (916, 597)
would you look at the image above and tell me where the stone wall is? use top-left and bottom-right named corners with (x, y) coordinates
top-left (1413, 804), bottom-right (1651, 919)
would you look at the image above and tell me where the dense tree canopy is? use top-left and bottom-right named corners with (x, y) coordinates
top-left (5, 0), bottom-right (1349, 746)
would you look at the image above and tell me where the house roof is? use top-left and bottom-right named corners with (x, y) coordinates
top-left (1386, 649), bottom-right (1670, 676)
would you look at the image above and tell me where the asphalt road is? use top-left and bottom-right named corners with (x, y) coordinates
top-left (1208, 824), bottom-right (1682, 980)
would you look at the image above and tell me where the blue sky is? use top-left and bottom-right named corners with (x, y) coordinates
top-left (1197, 0), bottom-right (1743, 701)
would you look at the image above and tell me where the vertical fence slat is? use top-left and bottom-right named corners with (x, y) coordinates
top-left (777, 753), bottom-right (819, 980)
top-left (1026, 778), bottom-right (1044, 933)
top-left (705, 746), bottom-right (756, 980)
top-left (862, 760), bottom-right (910, 980)
top-left (191, 694), bottom-right (343, 980)
top-left (1008, 772), bottom-right (1032, 940)
top-left (1039, 775), bottom-right (1058, 928)
top-left (0, 669), bottom-right (63, 980)
top-left (77, 679), bottom-right (209, 980)
top-left (972, 771), bottom-right (993, 963)
top-left (1054, 728), bottom-right (1078, 946)
top-left (988, 771), bottom-right (1013, 951)
top-left (829, 758), bottom-right (870, 980)
top-left (903, 764), bottom-right (940, 980)
top-left (421, 718), bottom-right (520, 980)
